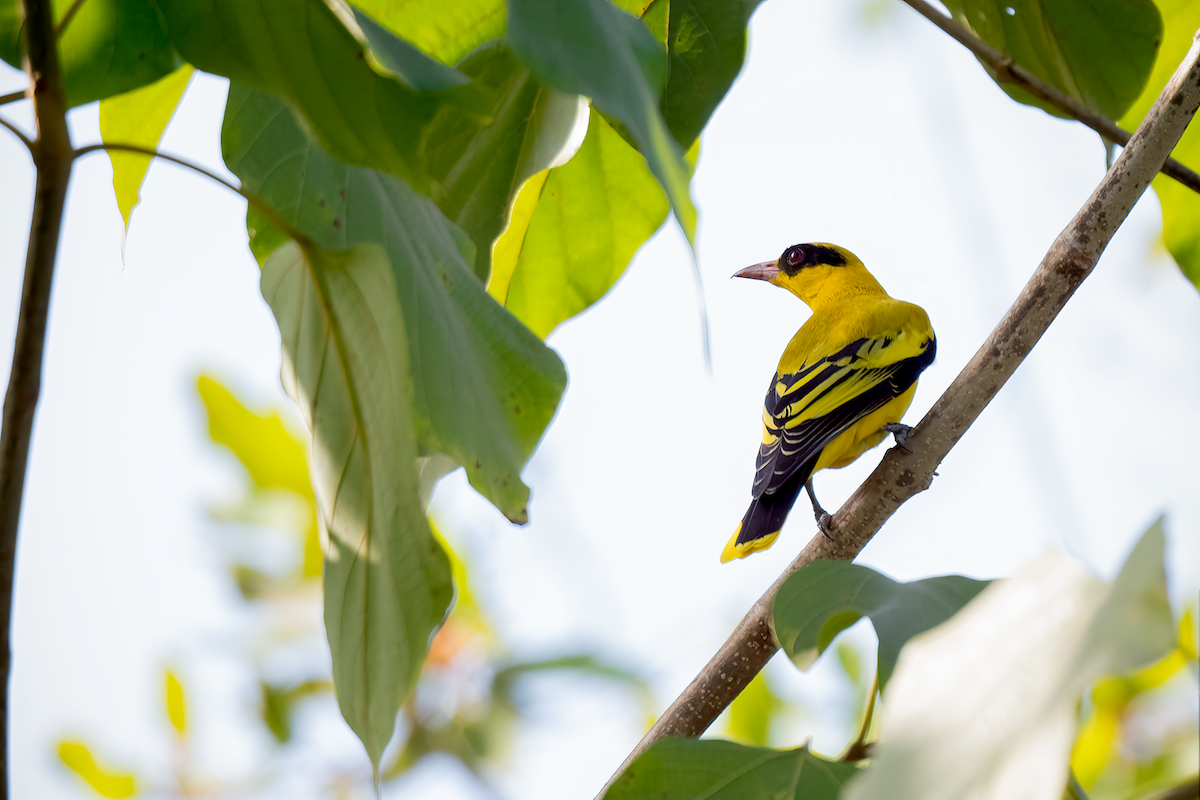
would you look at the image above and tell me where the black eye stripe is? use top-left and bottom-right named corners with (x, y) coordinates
top-left (779, 243), bottom-right (847, 275)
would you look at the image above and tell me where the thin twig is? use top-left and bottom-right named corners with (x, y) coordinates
top-left (54, 0), bottom-right (88, 38)
top-left (72, 143), bottom-right (308, 243)
top-left (0, 90), bottom-right (27, 106)
top-left (0, 115), bottom-right (33, 152)
top-left (1, 0), bottom-right (74, 794)
top-left (840, 670), bottom-right (879, 763)
top-left (900, 0), bottom-right (1200, 195)
top-left (597, 30), bottom-right (1200, 800)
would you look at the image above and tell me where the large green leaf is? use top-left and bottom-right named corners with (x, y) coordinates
top-left (99, 65), bottom-right (194, 236)
top-left (0, 0), bottom-right (178, 107)
top-left (508, 0), bottom-right (697, 243)
top-left (653, 0), bottom-right (765, 150)
top-left (488, 108), bottom-right (669, 337)
top-left (1119, 0), bottom-right (1200, 290)
top-left (351, 0), bottom-right (505, 65)
top-left (424, 42), bottom-right (588, 281)
top-left (941, 0), bottom-right (1162, 120)
top-left (772, 561), bottom-right (990, 689)
top-left (604, 739), bottom-right (858, 800)
top-left (843, 522), bottom-right (1173, 800)
top-left (223, 84), bottom-right (567, 522)
top-left (260, 239), bottom-right (453, 770)
top-left (156, 0), bottom-right (470, 190)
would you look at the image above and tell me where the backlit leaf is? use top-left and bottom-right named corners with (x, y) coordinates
top-left (508, 0), bottom-right (697, 242)
top-left (0, 0), bottom-right (178, 107)
top-left (490, 109), bottom-right (669, 337)
top-left (164, 670), bottom-right (187, 735)
top-left (99, 65), bottom-right (193, 239)
top-left (56, 741), bottom-right (137, 799)
top-left (260, 239), bottom-right (453, 769)
top-left (941, 0), bottom-right (1162, 120)
top-left (351, 0), bottom-right (505, 65)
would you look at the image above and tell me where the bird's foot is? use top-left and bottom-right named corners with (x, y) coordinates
top-left (884, 422), bottom-right (914, 452)
top-left (814, 509), bottom-right (834, 540)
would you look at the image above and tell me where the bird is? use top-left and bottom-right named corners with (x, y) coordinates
top-left (721, 242), bottom-right (936, 563)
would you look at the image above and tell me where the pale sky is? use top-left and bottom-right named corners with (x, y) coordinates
top-left (1, 2), bottom-right (1197, 799)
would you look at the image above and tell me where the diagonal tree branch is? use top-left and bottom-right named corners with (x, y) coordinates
top-left (900, 0), bottom-right (1200, 196)
top-left (598, 29), bottom-right (1200, 800)
top-left (0, 0), bottom-right (74, 794)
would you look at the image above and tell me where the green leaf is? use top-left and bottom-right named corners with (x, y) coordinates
top-left (940, 0), bottom-right (1162, 120)
top-left (196, 374), bottom-right (312, 498)
top-left (842, 521), bottom-right (1174, 800)
top-left (351, 0), bottom-right (505, 65)
top-left (223, 84), bottom-right (567, 522)
top-left (0, 0), bottom-right (179, 107)
top-left (99, 65), bottom-right (194, 237)
top-left (508, 0), bottom-right (697, 243)
top-left (424, 42), bottom-right (588, 280)
top-left (605, 739), bottom-right (858, 800)
top-left (1119, 0), bottom-right (1200, 291)
top-left (725, 671), bottom-right (781, 747)
top-left (260, 239), bottom-right (453, 770)
top-left (657, 0), bottom-right (766, 150)
top-left (489, 108), bottom-right (669, 337)
top-left (352, 8), bottom-right (470, 91)
top-left (772, 561), bottom-right (990, 689)
top-left (156, 0), bottom-right (452, 190)
top-left (56, 741), bottom-right (137, 799)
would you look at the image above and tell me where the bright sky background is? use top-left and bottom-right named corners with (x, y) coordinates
top-left (1, 1), bottom-right (1197, 799)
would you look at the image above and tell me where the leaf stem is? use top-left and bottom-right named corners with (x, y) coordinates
top-left (597, 30), bottom-right (1200, 800)
top-left (71, 143), bottom-right (310, 245)
top-left (0, 91), bottom-right (27, 106)
top-left (899, 0), bottom-right (1200, 195)
top-left (54, 0), bottom-right (89, 38)
top-left (0, 115), bottom-right (33, 152)
top-left (840, 670), bottom-right (879, 763)
top-left (1, 0), bottom-right (73, 793)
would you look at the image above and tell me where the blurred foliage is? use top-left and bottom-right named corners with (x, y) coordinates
top-left (52, 375), bottom-right (652, 798)
top-left (1070, 607), bottom-right (1199, 800)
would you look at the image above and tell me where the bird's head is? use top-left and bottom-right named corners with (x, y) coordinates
top-left (734, 242), bottom-right (884, 308)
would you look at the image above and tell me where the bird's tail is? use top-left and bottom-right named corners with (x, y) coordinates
top-left (721, 469), bottom-right (808, 562)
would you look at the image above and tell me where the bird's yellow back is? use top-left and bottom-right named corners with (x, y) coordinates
top-left (722, 243), bottom-right (935, 562)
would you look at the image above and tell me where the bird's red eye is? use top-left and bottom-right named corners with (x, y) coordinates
top-left (786, 247), bottom-right (804, 266)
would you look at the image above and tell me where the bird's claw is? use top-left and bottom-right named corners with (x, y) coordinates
top-left (884, 422), bottom-right (914, 452)
top-left (815, 510), bottom-right (834, 540)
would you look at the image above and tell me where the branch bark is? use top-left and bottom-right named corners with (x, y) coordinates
top-left (0, 0), bottom-right (73, 793)
top-left (901, 0), bottom-right (1200, 196)
top-left (598, 29), bottom-right (1200, 800)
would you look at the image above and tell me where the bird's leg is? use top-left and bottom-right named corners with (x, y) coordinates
top-left (883, 422), bottom-right (914, 452)
top-left (805, 479), bottom-right (834, 540)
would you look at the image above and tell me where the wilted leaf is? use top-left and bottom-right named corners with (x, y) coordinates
top-left (260, 239), bottom-right (453, 769)
top-left (842, 521), bottom-right (1174, 800)
top-left (508, 0), bottom-right (697, 242)
top-left (223, 85), bottom-right (566, 522)
top-left (772, 560), bottom-right (990, 689)
top-left (605, 739), bottom-right (858, 800)
top-left (99, 65), bottom-right (193, 237)
top-left (0, 0), bottom-right (178, 107)
top-left (941, 0), bottom-right (1162, 120)
top-left (56, 741), bottom-right (137, 799)
top-left (489, 108), bottom-right (669, 337)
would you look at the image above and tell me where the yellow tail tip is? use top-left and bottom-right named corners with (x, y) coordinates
top-left (721, 526), bottom-right (781, 563)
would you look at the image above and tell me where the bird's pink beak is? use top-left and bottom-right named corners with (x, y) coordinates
top-left (733, 260), bottom-right (780, 281)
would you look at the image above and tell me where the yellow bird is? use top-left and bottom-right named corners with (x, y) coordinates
top-left (722, 243), bottom-right (936, 563)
